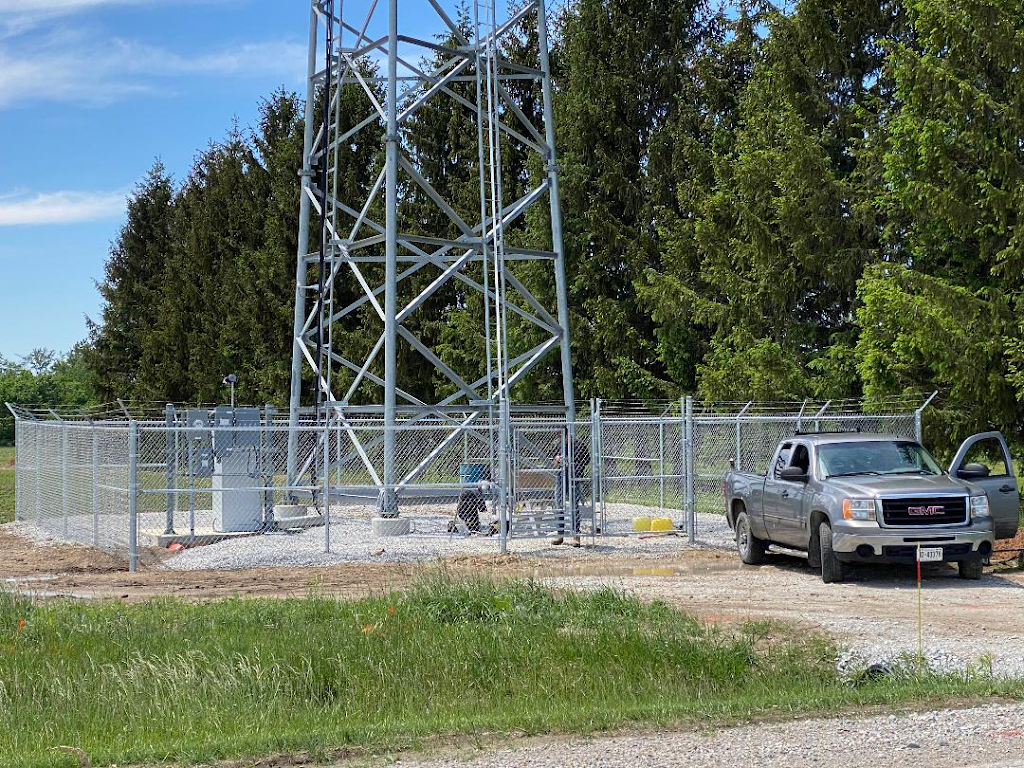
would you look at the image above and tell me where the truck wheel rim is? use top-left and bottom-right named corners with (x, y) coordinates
top-left (737, 520), bottom-right (749, 553)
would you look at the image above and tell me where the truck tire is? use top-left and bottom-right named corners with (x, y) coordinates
top-left (958, 558), bottom-right (983, 580)
top-left (818, 520), bottom-right (845, 583)
top-left (735, 510), bottom-right (767, 565)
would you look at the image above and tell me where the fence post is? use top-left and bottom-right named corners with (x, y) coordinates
top-left (12, 416), bottom-right (20, 522)
top-left (34, 424), bottom-right (41, 522)
top-left (735, 401), bottom-right (752, 472)
top-left (128, 420), bottom-right (139, 573)
top-left (164, 404), bottom-right (176, 535)
top-left (814, 400), bottom-right (831, 433)
top-left (61, 422), bottom-right (69, 536)
top-left (92, 424), bottom-right (100, 547)
top-left (187, 424), bottom-right (196, 541)
top-left (658, 417), bottom-right (665, 513)
top-left (595, 398), bottom-right (605, 533)
top-left (914, 391), bottom-right (937, 443)
top-left (589, 398), bottom-right (600, 540)
top-left (263, 405), bottom-right (275, 525)
top-left (323, 419), bottom-right (331, 554)
top-left (796, 399), bottom-right (808, 432)
top-left (685, 396), bottom-right (695, 544)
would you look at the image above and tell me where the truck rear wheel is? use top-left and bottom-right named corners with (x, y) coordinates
top-left (735, 510), bottom-right (767, 565)
top-left (818, 520), bottom-right (845, 583)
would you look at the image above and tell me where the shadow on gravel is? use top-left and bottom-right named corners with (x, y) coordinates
top-left (749, 550), bottom-right (1024, 590)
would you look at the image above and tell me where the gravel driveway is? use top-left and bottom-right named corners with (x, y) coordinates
top-left (537, 551), bottom-right (1024, 679)
top-left (388, 704), bottom-right (1024, 768)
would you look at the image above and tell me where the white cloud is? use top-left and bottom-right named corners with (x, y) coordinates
top-left (0, 0), bottom-right (225, 36)
top-left (0, 32), bottom-right (306, 108)
top-left (0, 190), bottom-right (126, 226)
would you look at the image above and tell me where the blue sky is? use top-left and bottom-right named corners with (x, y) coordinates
top-left (0, 0), bottom-right (507, 361)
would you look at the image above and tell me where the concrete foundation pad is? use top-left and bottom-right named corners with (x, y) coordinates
top-left (155, 529), bottom-right (260, 547)
top-left (273, 503), bottom-right (324, 530)
top-left (372, 517), bottom-right (411, 536)
top-left (273, 513), bottom-right (325, 530)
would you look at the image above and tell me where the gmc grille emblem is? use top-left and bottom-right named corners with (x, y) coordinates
top-left (907, 505), bottom-right (945, 516)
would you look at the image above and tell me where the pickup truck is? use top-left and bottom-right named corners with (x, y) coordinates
top-left (724, 431), bottom-right (1019, 582)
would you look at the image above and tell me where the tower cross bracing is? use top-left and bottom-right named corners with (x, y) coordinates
top-left (287, 0), bottom-right (575, 512)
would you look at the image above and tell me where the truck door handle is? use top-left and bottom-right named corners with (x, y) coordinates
top-left (1000, 485), bottom-right (1015, 493)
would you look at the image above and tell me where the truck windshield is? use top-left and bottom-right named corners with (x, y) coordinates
top-left (817, 441), bottom-right (942, 478)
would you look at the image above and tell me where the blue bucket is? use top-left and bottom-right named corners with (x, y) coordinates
top-left (458, 462), bottom-right (488, 484)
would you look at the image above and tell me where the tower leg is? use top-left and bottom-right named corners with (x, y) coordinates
top-left (287, 3), bottom-right (320, 491)
top-left (381, 0), bottom-right (400, 517)
top-left (537, 0), bottom-right (575, 423)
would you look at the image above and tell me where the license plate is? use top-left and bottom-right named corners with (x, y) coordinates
top-left (917, 547), bottom-right (943, 562)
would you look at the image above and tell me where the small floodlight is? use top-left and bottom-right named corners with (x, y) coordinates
top-left (223, 373), bottom-right (237, 408)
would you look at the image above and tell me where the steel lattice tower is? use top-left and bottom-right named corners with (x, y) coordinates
top-left (287, 0), bottom-right (574, 514)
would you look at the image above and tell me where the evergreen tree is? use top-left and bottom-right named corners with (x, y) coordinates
top-left (859, 0), bottom-right (1024, 444)
top-left (548, 0), bottom-right (713, 400)
top-left (87, 162), bottom-right (175, 401)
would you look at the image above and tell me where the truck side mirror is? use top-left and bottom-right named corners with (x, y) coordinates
top-left (958, 462), bottom-right (991, 479)
top-left (779, 466), bottom-right (809, 482)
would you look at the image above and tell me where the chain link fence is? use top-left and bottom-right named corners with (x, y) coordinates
top-left (7, 396), bottom-right (930, 570)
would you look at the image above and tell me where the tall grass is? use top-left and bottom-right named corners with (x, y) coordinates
top-left (0, 576), bottom-right (1020, 767)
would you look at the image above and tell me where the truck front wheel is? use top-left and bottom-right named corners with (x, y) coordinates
top-left (818, 520), bottom-right (845, 583)
top-left (735, 510), bottom-right (767, 565)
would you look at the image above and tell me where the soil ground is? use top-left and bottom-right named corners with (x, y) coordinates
top-left (3, 528), bottom-right (1022, 658)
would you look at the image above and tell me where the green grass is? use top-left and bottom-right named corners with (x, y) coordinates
top-left (0, 446), bottom-right (13, 524)
top-left (0, 576), bottom-right (1021, 767)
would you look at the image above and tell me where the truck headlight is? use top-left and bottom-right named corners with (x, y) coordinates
top-left (843, 498), bottom-right (876, 521)
top-left (970, 495), bottom-right (990, 519)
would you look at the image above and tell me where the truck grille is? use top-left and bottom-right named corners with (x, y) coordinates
top-left (880, 496), bottom-right (968, 526)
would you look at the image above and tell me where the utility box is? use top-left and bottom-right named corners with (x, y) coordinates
top-left (185, 409), bottom-right (214, 478)
top-left (212, 406), bottom-right (264, 532)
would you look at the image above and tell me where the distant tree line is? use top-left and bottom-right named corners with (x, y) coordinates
top-left (0, 347), bottom-right (92, 442)
top-left (69, 0), bottom-right (1024, 453)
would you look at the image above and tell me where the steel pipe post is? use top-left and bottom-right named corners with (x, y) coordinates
top-left (536, 0), bottom-right (575, 423)
top-left (61, 423), bottom-right (69, 536)
top-left (92, 425), bottom-right (100, 547)
top-left (685, 396), bottom-right (695, 544)
top-left (381, 0), bottom-right (400, 518)
top-left (287, 1), bottom-right (321, 491)
top-left (164, 403), bottom-right (175, 535)
top-left (128, 420), bottom-right (139, 573)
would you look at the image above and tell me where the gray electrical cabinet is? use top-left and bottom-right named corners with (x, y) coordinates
top-left (212, 406), bottom-right (264, 532)
top-left (185, 409), bottom-right (213, 478)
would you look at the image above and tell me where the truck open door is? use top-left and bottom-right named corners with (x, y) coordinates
top-left (949, 431), bottom-right (1020, 539)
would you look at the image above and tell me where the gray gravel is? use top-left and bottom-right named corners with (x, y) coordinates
top-left (0, 521), bottom-right (70, 547)
top-left (538, 562), bottom-right (1024, 681)
top-left (162, 509), bottom-right (733, 570)
top-left (389, 703), bottom-right (1024, 767)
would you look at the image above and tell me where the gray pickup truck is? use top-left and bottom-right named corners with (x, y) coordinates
top-left (724, 432), bottom-right (1019, 582)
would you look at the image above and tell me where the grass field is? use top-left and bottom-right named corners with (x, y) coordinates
top-left (0, 575), bottom-right (1021, 768)
top-left (0, 446), bottom-right (13, 525)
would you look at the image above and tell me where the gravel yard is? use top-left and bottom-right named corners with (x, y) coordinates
top-left (388, 703), bottom-right (1024, 768)
top-left (159, 508), bottom-right (734, 570)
